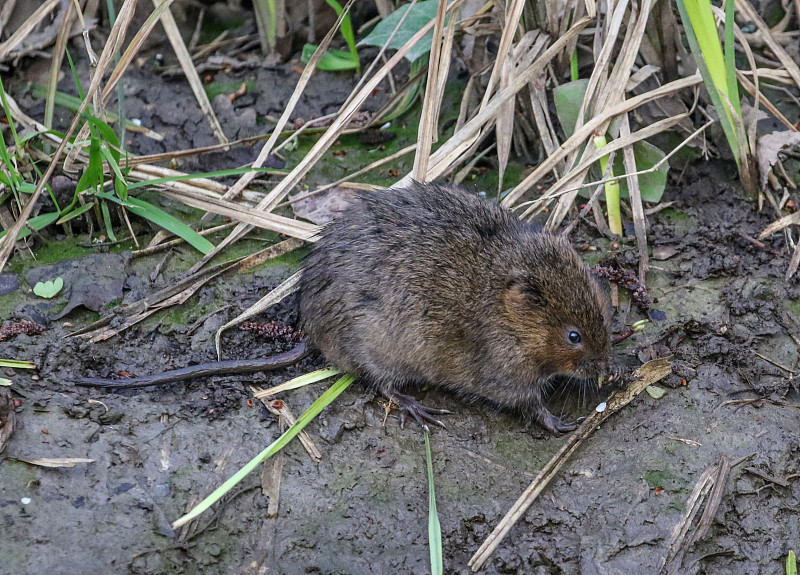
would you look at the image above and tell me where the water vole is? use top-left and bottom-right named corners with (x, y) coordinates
top-left (298, 182), bottom-right (615, 433)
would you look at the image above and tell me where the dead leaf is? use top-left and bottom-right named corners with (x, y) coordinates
top-left (756, 130), bottom-right (800, 188)
top-left (646, 385), bottom-right (667, 399)
top-left (290, 187), bottom-right (357, 225)
top-left (15, 457), bottom-right (95, 468)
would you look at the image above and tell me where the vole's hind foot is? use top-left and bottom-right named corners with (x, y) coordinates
top-left (383, 390), bottom-right (451, 431)
top-left (536, 408), bottom-right (578, 435)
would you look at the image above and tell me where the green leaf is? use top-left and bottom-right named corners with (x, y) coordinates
top-left (259, 367), bottom-right (341, 397)
top-left (99, 199), bottom-right (117, 242)
top-left (612, 141), bottom-right (669, 203)
top-left (0, 378), bottom-right (12, 386)
top-left (553, 79), bottom-right (589, 138)
top-left (787, 550), bottom-right (797, 575)
top-left (359, 0), bottom-right (445, 63)
top-left (98, 193), bottom-right (215, 254)
top-left (301, 44), bottom-right (360, 71)
top-left (0, 76), bottom-right (21, 149)
top-left (554, 79), bottom-right (668, 204)
top-left (56, 201), bottom-right (96, 225)
top-left (426, 433), bottom-right (443, 575)
top-left (0, 212), bottom-right (60, 241)
top-left (75, 131), bottom-right (103, 194)
top-left (33, 277), bottom-right (64, 299)
top-left (126, 166), bottom-right (286, 190)
top-left (100, 145), bottom-right (127, 188)
top-left (325, 0), bottom-right (359, 73)
top-left (645, 385), bottom-right (667, 399)
top-left (85, 115), bottom-right (120, 162)
top-left (674, 0), bottom-right (741, 165)
top-left (172, 373), bottom-right (356, 529)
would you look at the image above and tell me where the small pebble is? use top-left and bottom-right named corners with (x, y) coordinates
top-left (595, 402), bottom-right (607, 413)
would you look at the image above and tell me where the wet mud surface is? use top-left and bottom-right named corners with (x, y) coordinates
top-left (2, 49), bottom-right (800, 575)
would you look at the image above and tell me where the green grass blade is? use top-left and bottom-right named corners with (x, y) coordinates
top-left (98, 193), bottom-right (214, 254)
top-left (85, 115), bottom-right (120, 159)
top-left (30, 85), bottom-right (150, 136)
top-left (257, 367), bottom-right (341, 397)
top-left (172, 373), bottom-right (356, 529)
top-left (674, 0), bottom-right (740, 165)
top-left (100, 146), bottom-right (127, 188)
top-left (324, 0), bottom-right (359, 73)
top-left (125, 167), bottom-right (286, 190)
top-left (570, 49), bottom-right (579, 82)
top-left (0, 212), bottom-right (60, 241)
top-left (788, 550), bottom-right (798, 575)
top-left (301, 44), bottom-right (360, 71)
top-left (64, 48), bottom-right (85, 100)
top-left (0, 76), bottom-right (22, 150)
top-left (75, 130), bottom-right (104, 193)
top-left (99, 199), bottom-right (117, 242)
top-left (56, 201), bottom-right (96, 225)
top-left (0, 359), bottom-right (37, 369)
top-left (425, 432), bottom-right (443, 575)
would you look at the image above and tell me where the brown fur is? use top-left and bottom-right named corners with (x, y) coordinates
top-left (298, 182), bottom-right (614, 433)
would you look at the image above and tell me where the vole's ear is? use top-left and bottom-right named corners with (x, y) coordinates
top-left (506, 270), bottom-right (547, 307)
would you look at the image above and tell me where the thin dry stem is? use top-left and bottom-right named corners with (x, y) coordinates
top-left (469, 357), bottom-right (672, 571)
top-left (411, 0), bottom-right (450, 181)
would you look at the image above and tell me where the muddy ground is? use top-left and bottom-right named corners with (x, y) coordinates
top-left (2, 25), bottom-right (800, 575)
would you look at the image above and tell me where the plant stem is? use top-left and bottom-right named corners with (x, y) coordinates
top-left (593, 134), bottom-right (622, 236)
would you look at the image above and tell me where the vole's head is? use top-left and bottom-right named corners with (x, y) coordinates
top-left (500, 233), bottom-right (614, 380)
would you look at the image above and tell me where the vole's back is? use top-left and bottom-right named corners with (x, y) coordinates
top-left (298, 182), bottom-right (613, 432)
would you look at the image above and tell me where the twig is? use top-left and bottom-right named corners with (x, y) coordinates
top-left (469, 357), bottom-right (672, 571)
top-left (736, 231), bottom-right (782, 256)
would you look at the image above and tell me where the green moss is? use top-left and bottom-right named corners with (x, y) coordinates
top-left (644, 468), bottom-right (680, 490)
top-left (658, 207), bottom-right (689, 224)
top-left (784, 298), bottom-right (800, 318)
top-left (657, 207), bottom-right (694, 236)
top-left (6, 239), bottom-right (90, 275)
top-left (0, 459), bottom-right (39, 485)
top-left (755, 280), bottom-right (775, 301)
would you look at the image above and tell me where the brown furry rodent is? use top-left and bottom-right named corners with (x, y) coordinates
top-left (299, 182), bottom-right (615, 434)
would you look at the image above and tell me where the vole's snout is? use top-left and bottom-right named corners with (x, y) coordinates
top-left (572, 353), bottom-right (618, 381)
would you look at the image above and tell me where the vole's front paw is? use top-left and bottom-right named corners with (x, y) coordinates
top-left (536, 408), bottom-right (578, 435)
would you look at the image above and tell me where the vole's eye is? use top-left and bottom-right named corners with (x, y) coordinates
top-left (567, 330), bottom-right (582, 344)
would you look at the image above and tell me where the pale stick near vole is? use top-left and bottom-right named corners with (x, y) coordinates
top-left (299, 182), bottom-right (616, 433)
top-left (75, 182), bottom-right (615, 434)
